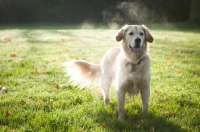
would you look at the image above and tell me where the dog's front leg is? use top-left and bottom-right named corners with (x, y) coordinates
top-left (140, 88), bottom-right (150, 115)
top-left (117, 89), bottom-right (126, 119)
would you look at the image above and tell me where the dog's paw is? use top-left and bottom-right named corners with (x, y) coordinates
top-left (142, 109), bottom-right (148, 116)
top-left (104, 98), bottom-right (110, 105)
top-left (118, 114), bottom-right (126, 120)
top-left (0, 86), bottom-right (7, 93)
top-left (59, 83), bottom-right (71, 88)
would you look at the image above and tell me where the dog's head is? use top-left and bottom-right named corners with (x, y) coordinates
top-left (116, 25), bottom-right (153, 53)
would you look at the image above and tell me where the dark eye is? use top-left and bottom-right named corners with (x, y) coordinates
top-left (129, 32), bottom-right (134, 35)
top-left (140, 32), bottom-right (144, 36)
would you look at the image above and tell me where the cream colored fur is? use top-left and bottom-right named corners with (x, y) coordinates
top-left (62, 25), bottom-right (154, 119)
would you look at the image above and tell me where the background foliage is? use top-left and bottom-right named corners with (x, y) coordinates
top-left (0, 0), bottom-right (191, 24)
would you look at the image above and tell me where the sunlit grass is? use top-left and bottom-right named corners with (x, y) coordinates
top-left (0, 23), bottom-right (200, 131)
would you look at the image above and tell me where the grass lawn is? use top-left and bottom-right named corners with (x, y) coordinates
top-left (0, 23), bottom-right (200, 132)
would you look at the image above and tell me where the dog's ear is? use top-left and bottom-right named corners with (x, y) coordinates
top-left (116, 29), bottom-right (124, 42)
top-left (141, 25), bottom-right (154, 43)
top-left (116, 25), bottom-right (129, 42)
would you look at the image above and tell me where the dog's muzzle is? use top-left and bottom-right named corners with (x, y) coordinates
top-left (129, 38), bottom-right (142, 53)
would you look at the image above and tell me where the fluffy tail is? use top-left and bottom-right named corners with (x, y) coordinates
top-left (62, 60), bottom-right (101, 88)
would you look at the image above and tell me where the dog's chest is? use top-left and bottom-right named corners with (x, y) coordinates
top-left (122, 78), bottom-right (139, 95)
top-left (121, 67), bottom-right (143, 95)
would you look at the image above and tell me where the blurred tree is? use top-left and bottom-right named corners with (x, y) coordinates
top-left (0, 0), bottom-right (46, 23)
top-left (189, 0), bottom-right (200, 22)
top-left (0, 0), bottom-right (194, 24)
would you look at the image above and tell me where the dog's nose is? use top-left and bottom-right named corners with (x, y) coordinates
top-left (135, 38), bottom-right (141, 44)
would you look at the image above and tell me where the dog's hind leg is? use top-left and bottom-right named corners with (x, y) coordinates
top-left (101, 76), bottom-right (112, 105)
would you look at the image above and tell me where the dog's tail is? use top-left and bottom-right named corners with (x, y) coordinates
top-left (62, 60), bottom-right (101, 88)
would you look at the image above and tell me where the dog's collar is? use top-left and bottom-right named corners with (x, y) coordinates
top-left (126, 58), bottom-right (144, 71)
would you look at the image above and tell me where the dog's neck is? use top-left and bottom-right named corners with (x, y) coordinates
top-left (126, 57), bottom-right (144, 71)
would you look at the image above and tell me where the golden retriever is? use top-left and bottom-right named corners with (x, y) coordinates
top-left (62, 25), bottom-right (154, 119)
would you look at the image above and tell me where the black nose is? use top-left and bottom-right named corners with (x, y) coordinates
top-left (135, 38), bottom-right (141, 44)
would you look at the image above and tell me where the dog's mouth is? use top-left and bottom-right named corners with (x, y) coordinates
top-left (129, 45), bottom-right (141, 53)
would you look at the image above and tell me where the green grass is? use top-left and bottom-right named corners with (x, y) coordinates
top-left (0, 23), bottom-right (200, 132)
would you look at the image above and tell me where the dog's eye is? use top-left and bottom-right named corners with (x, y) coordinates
top-left (129, 32), bottom-right (134, 35)
top-left (140, 32), bottom-right (144, 36)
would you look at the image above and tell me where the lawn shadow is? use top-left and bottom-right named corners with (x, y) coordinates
top-left (0, 24), bottom-right (82, 30)
top-left (94, 106), bottom-right (187, 132)
top-left (0, 22), bottom-right (200, 31)
top-left (0, 23), bottom-right (108, 30)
